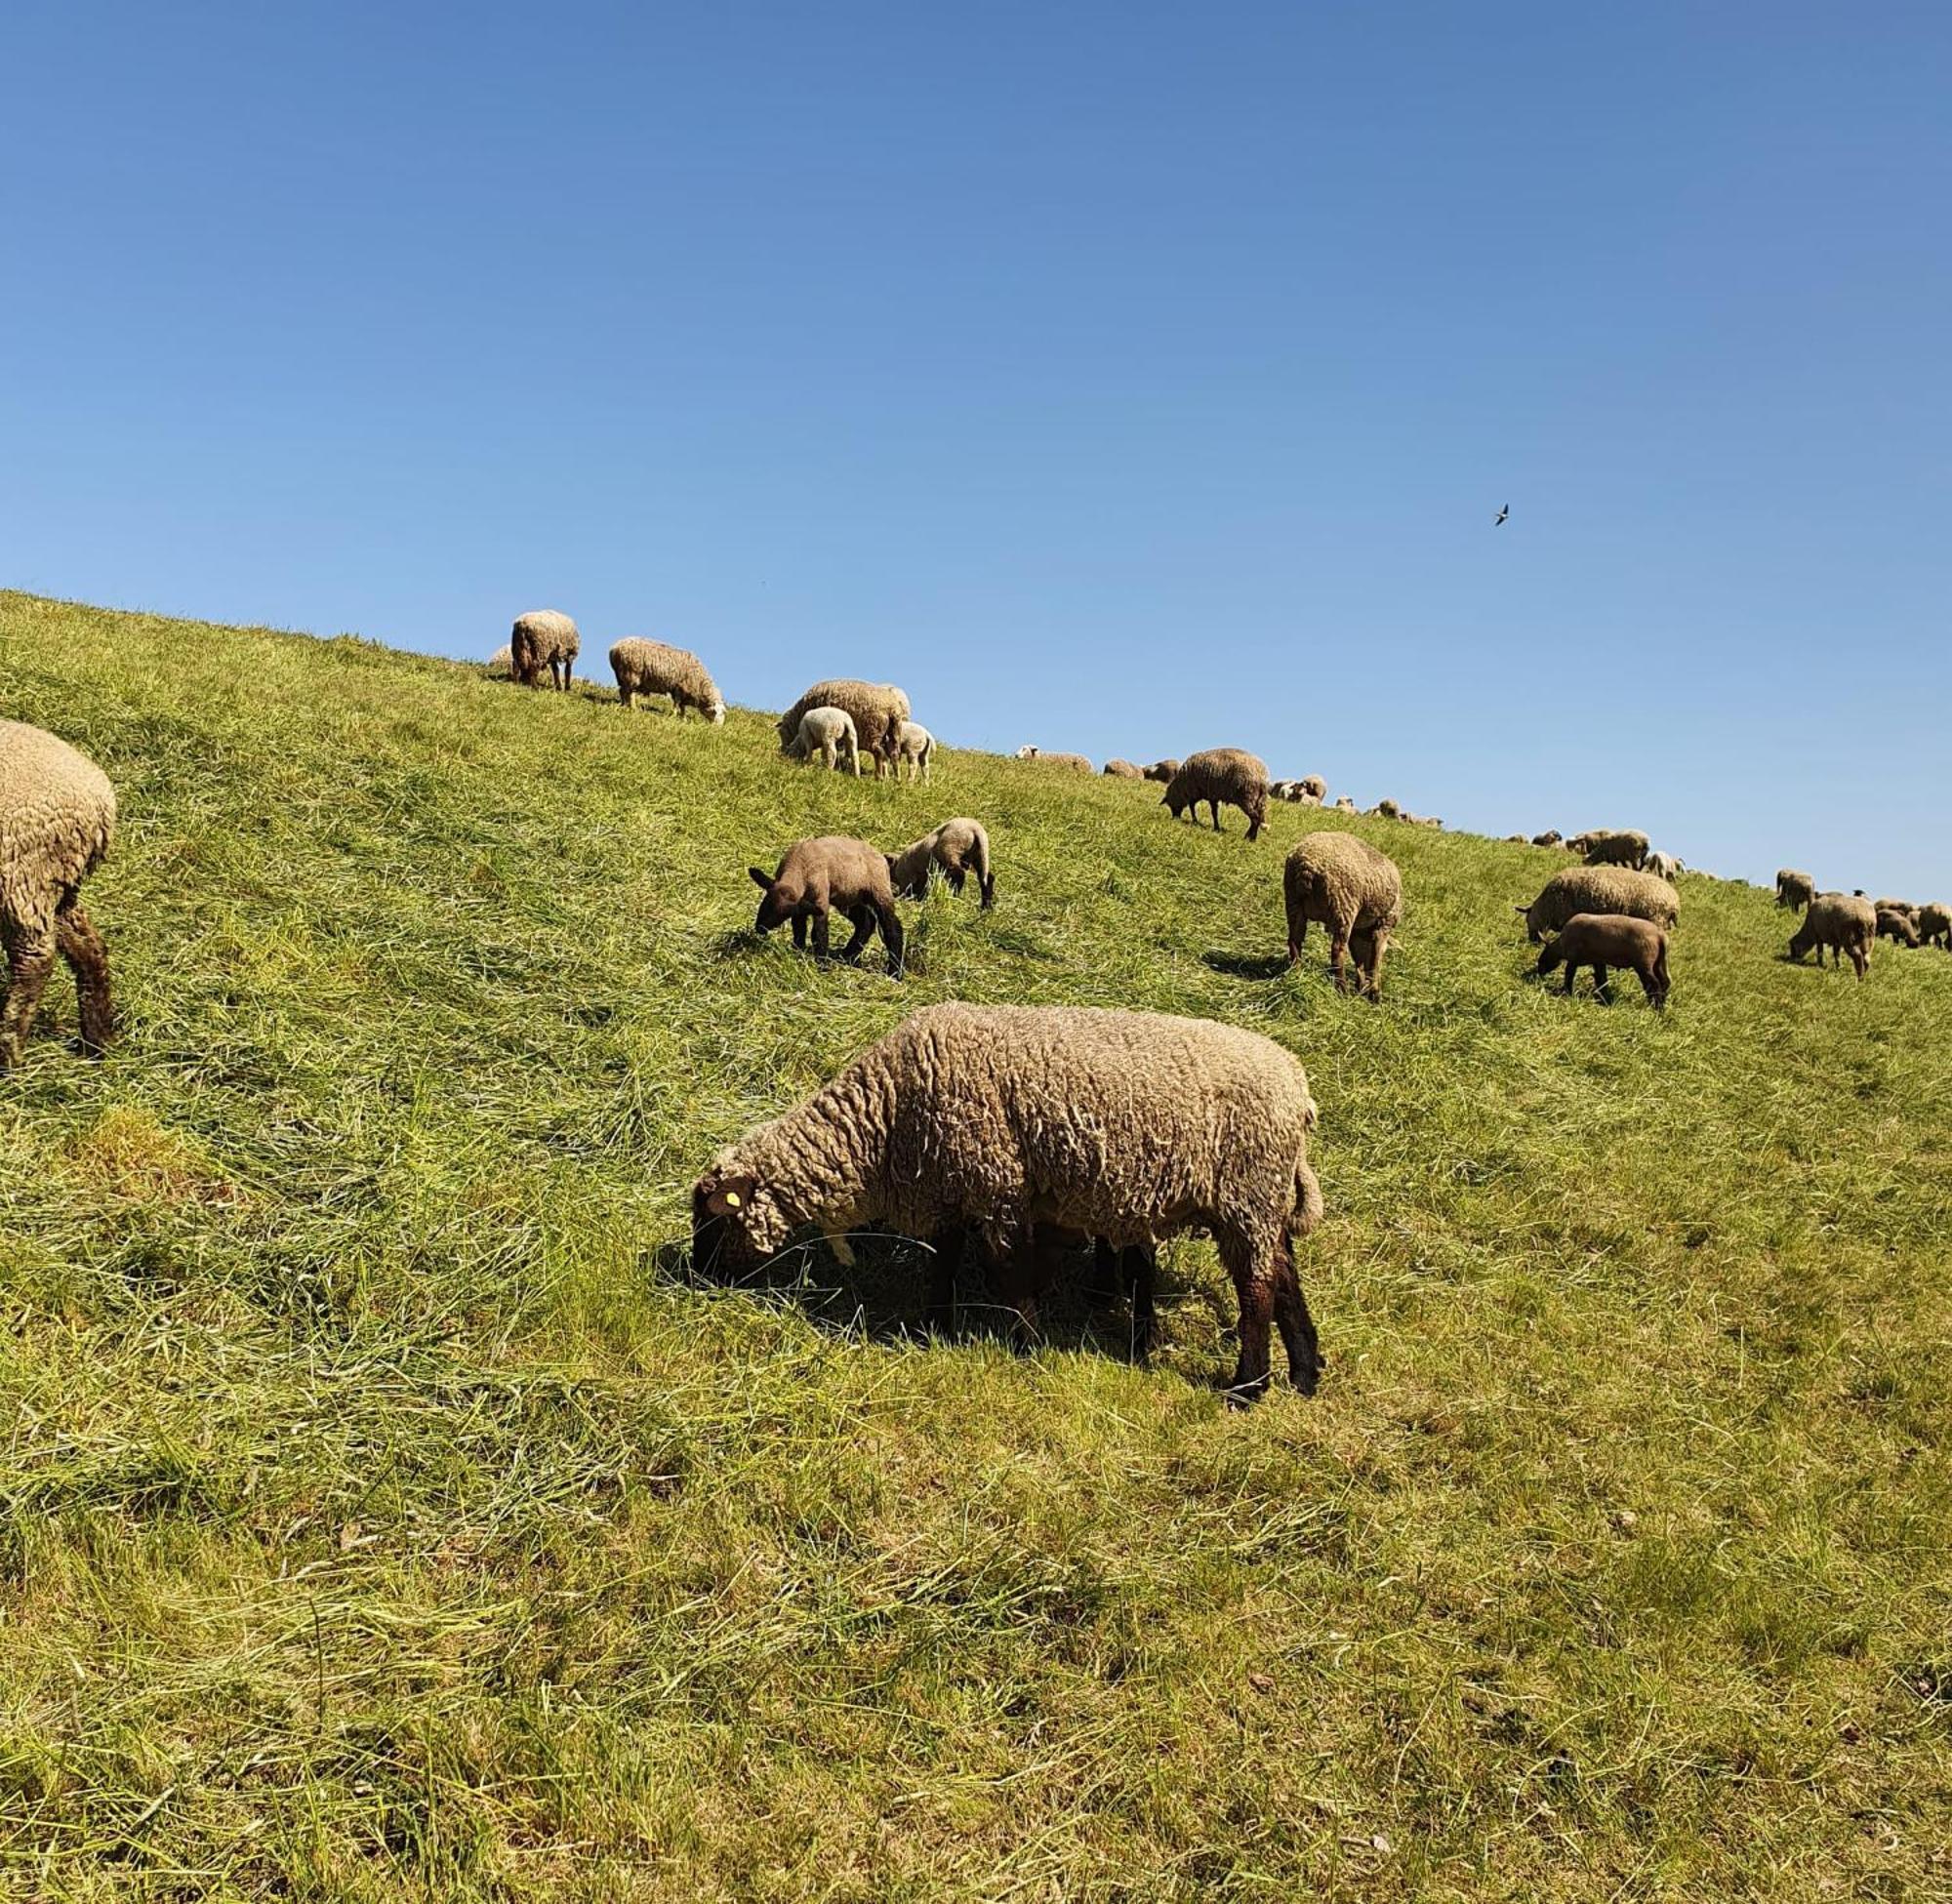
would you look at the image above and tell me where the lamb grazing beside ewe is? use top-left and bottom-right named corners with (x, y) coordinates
top-left (608, 638), bottom-right (724, 721)
top-left (691, 1003), bottom-right (1326, 1402)
top-left (1519, 866), bottom-right (1680, 944)
top-left (1875, 906), bottom-right (1921, 949)
top-left (1788, 892), bottom-right (1875, 979)
top-left (1103, 759), bottom-right (1144, 780)
top-left (887, 818), bottom-right (994, 910)
top-left (1644, 850), bottom-right (1683, 881)
top-left (879, 721), bottom-right (937, 784)
top-left (1775, 869), bottom-right (1815, 911)
top-left (1016, 747), bottom-right (1093, 773)
top-left (786, 707), bottom-right (862, 775)
top-left (1143, 760), bottom-right (1179, 784)
top-left (1535, 913), bottom-right (1670, 1010)
top-left (1162, 749), bottom-right (1271, 840)
top-left (749, 836), bottom-right (904, 976)
top-left (509, 610), bottom-right (580, 690)
top-left (1575, 830), bottom-right (1650, 870)
top-left (1283, 830), bottom-right (1403, 1000)
top-left (1, 719), bottom-right (116, 1069)
top-left (778, 681), bottom-right (911, 778)
top-left (486, 645), bottom-right (512, 678)
top-left (1917, 902), bottom-right (1950, 951)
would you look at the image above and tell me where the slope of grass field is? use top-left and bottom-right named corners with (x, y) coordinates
top-left (1, 589), bottom-right (1948, 1901)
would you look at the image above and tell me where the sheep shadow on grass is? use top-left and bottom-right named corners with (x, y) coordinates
top-left (1202, 949), bottom-right (1292, 982)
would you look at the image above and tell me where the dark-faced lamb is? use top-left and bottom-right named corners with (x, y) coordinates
top-left (1535, 912), bottom-right (1670, 1009)
top-left (749, 836), bottom-right (904, 976)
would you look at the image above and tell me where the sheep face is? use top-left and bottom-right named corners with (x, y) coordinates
top-left (749, 867), bottom-right (798, 933)
top-left (691, 1168), bottom-right (792, 1276)
top-left (709, 701), bottom-right (726, 725)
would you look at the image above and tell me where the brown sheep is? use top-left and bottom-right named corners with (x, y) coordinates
top-left (886, 819), bottom-right (994, 910)
top-left (1283, 830), bottom-right (1403, 1000)
top-left (749, 837), bottom-right (904, 977)
top-left (509, 610), bottom-right (580, 690)
top-left (1774, 870), bottom-right (1814, 911)
top-left (1577, 830), bottom-right (1650, 870)
top-left (1788, 892), bottom-right (1875, 980)
top-left (1531, 830), bottom-right (1564, 848)
top-left (1102, 759), bottom-right (1144, 780)
top-left (1535, 913), bottom-right (1670, 1009)
top-left (1875, 906), bottom-right (1921, 949)
top-left (1143, 759), bottom-right (1179, 784)
top-left (1919, 902), bottom-right (1951, 951)
top-left (1162, 749), bottom-right (1271, 840)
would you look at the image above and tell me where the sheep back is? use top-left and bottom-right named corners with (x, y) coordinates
top-left (1163, 749), bottom-right (1272, 838)
top-left (1283, 831), bottom-right (1403, 940)
top-left (1522, 866), bottom-right (1679, 943)
top-left (777, 679), bottom-right (911, 758)
top-left (1103, 759), bottom-right (1144, 779)
top-left (509, 610), bottom-right (580, 683)
top-left (609, 637), bottom-right (724, 718)
top-left (1790, 892), bottom-right (1875, 963)
top-left (0, 720), bottom-right (117, 936)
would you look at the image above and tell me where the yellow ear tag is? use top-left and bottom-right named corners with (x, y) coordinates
top-left (722, 1193), bottom-right (742, 1209)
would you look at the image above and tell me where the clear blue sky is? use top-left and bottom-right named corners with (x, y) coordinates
top-left (5, 3), bottom-right (1949, 893)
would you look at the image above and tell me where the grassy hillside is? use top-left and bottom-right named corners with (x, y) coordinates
top-left (1, 589), bottom-right (1948, 1901)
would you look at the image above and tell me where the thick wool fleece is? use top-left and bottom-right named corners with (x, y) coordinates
top-left (1282, 830), bottom-right (1403, 996)
top-left (1162, 749), bottom-right (1271, 839)
top-left (776, 680), bottom-right (911, 763)
top-left (609, 637), bottom-right (723, 719)
top-left (1521, 866), bottom-right (1679, 943)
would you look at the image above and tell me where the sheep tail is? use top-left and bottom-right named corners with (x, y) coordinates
top-left (1288, 1156), bottom-right (1324, 1238)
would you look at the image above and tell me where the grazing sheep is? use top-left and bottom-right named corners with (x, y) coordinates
top-left (1332, 795), bottom-right (1358, 814)
top-left (609, 637), bottom-right (725, 721)
top-left (1409, 814), bottom-right (1443, 830)
top-left (886, 817), bottom-right (994, 910)
top-left (749, 836), bottom-right (904, 976)
top-left (1298, 775), bottom-right (1326, 804)
top-left (1, 719), bottom-right (116, 1069)
top-left (1283, 831), bottom-right (1403, 1000)
top-left (786, 707), bottom-right (862, 775)
top-left (1644, 850), bottom-right (1683, 881)
top-left (1103, 759), bottom-right (1144, 780)
top-left (1016, 747), bottom-right (1093, 773)
top-left (1775, 869), bottom-right (1815, 911)
top-left (778, 681), bottom-right (911, 777)
top-left (1873, 897), bottom-right (1919, 923)
top-left (486, 644), bottom-right (513, 678)
top-left (1917, 902), bottom-right (1950, 951)
top-left (1505, 834), bottom-right (1527, 844)
top-left (1162, 749), bottom-right (1271, 841)
top-left (1788, 892), bottom-right (1875, 979)
top-left (1531, 830), bottom-right (1564, 848)
top-left (1576, 830), bottom-right (1650, 870)
top-left (1269, 780), bottom-right (1298, 802)
top-left (1519, 867), bottom-right (1680, 944)
top-left (1875, 906), bottom-right (1921, 949)
top-left (1371, 799), bottom-right (1401, 821)
top-left (879, 720), bottom-right (937, 784)
top-left (509, 610), bottom-right (580, 690)
top-left (1143, 760), bottom-right (1179, 784)
top-left (691, 1003), bottom-right (1326, 1402)
top-left (1535, 913), bottom-right (1670, 1010)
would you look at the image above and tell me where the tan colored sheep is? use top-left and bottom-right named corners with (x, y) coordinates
top-left (609, 638), bottom-right (724, 721)
top-left (1, 720), bottom-right (116, 1068)
top-left (1531, 830), bottom-right (1564, 848)
top-left (1919, 902), bottom-right (1950, 951)
top-left (1331, 795), bottom-right (1358, 814)
top-left (1143, 760), bottom-right (1179, 784)
top-left (486, 644), bottom-right (512, 677)
top-left (1576, 830), bottom-right (1649, 869)
top-left (1775, 869), bottom-right (1815, 911)
top-left (1162, 749), bottom-right (1271, 840)
top-left (691, 1003), bottom-right (1325, 1401)
top-left (749, 836), bottom-right (904, 976)
top-left (777, 681), bottom-right (912, 777)
top-left (509, 610), bottom-right (580, 690)
top-left (878, 720), bottom-right (937, 784)
top-left (1876, 906), bottom-right (1921, 949)
top-left (1298, 775), bottom-right (1326, 803)
top-left (1535, 913), bottom-right (1670, 1009)
top-left (1518, 867), bottom-right (1679, 944)
top-left (887, 818), bottom-right (994, 909)
top-left (1283, 831), bottom-right (1403, 1000)
top-left (1788, 892), bottom-right (1875, 979)
top-left (1016, 747), bottom-right (1093, 772)
top-left (1103, 759), bottom-right (1144, 780)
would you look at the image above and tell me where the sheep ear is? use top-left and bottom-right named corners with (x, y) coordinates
top-left (749, 867), bottom-right (774, 891)
top-left (707, 1174), bottom-right (758, 1217)
top-left (1513, 904), bottom-right (1528, 915)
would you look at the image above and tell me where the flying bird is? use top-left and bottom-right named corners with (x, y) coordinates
top-left (1494, 505), bottom-right (1509, 526)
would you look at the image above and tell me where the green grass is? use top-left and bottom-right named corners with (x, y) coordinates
top-left (1, 587), bottom-right (1948, 1901)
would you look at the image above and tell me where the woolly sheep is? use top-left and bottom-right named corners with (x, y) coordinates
top-left (1917, 902), bottom-right (1950, 951)
top-left (486, 644), bottom-right (512, 678)
top-left (1162, 749), bottom-right (1271, 840)
top-left (509, 610), bottom-right (580, 691)
top-left (1775, 869), bottom-right (1815, 911)
top-left (1531, 830), bottom-right (1564, 848)
top-left (786, 707), bottom-right (862, 775)
top-left (1371, 799), bottom-right (1401, 821)
top-left (749, 836), bottom-right (904, 976)
top-left (1143, 760), bottom-right (1179, 784)
top-left (879, 720), bottom-right (937, 784)
top-left (1103, 759), bottom-right (1144, 780)
top-left (1518, 866), bottom-right (1680, 944)
top-left (886, 817), bottom-right (994, 910)
top-left (1577, 830), bottom-right (1650, 870)
top-left (1873, 897), bottom-right (1919, 922)
top-left (1283, 830), bottom-right (1403, 1000)
top-left (1535, 913), bottom-right (1670, 1010)
top-left (690, 1002), bottom-right (1326, 1402)
top-left (1332, 795), bottom-right (1358, 814)
top-left (1788, 891), bottom-right (1875, 979)
top-left (1875, 906), bottom-right (1921, 949)
top-left (1298, 775), bottom-right (1326, 804)
top-left (609, 637), bottom-right (725, 722)
top-left (1643, 850), bottom-right (1683, 881)
top-left (1016, 747), bottom-right (1093, 773)
top-left (1, 720), bottom-right (116, 1069)
top-left (778, 681), bottom-right (912, 777)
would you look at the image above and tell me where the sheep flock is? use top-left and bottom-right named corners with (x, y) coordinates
top-left (2, 607), bottom-right (1943, 1410)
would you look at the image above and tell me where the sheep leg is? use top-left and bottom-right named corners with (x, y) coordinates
top-left (55, 900), bottom-right (112, 1055)
top-left (1, 921), bottom-right (58, 1071)
top-left (1224, 1236), bottom-right (1276, 1406)
top-left (618, 685), bottom-right (634, 709)
top-left (1594, 965), bottom-right (1613, 1005)
top-left (1208, 799), bottom-right (1222, 832)
top-left (926, 1227), bottom-right (964, 1337)
top-left (1124, 1242), bottom-right (1158, 1365)
top-left (1850, 944), bottom-right (1867, 980)
top-left (1363, 930), bottom-right (1389, 1002)
top-left (1270, 1233), bottom-right (1321, 1396)
top-left (837, 907), bottom-right (874, 961)
top-left (994, 1228), bottom-right (1041, 1352)
top-left (1562, 962), bottom-right (1577, 996)
top-left (877, 905), bottom-right (906, 979)
top-left (1328, 931), bottom-right (1352, 994)
top-left (1286, 914), bottom-right (1308, 967)
top-left (792, 913), bottom-right (809, 951)
top-left (810, 907), bottom-right (832, 959)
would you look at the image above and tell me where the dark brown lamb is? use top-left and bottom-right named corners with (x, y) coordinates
top-left (749, 836), bottom-right (905, 977)
top-left (1535, 912), bottom-right (1670, 1009)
